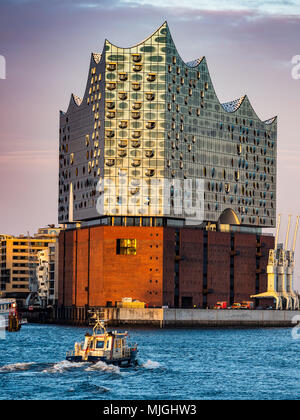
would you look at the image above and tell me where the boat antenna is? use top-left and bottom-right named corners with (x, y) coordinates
top-left (88, 309), bottom-right (108, 334)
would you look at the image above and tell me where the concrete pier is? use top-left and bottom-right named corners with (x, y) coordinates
top-left (38, 306), bottom-right (300, 328)
top-left (100, 308), bottom-right (300, 328)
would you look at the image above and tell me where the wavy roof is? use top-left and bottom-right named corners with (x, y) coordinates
top-left (61, 21), bottom-right (277, 126)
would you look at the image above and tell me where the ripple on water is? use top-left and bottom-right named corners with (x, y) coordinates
top-left (1, 324), bottom-right (300, 400)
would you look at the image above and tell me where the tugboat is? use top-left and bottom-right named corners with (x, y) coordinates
top-left (66, 310), bottom-right (138, 367)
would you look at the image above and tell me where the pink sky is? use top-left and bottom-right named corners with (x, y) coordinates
top-left (0, 0), bottom-right (300, 283)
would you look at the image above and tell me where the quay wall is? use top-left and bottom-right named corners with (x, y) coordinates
top-left (104, 308), bottom-right (300, 327)
top-left (43, 307), bottom-right (300, 328)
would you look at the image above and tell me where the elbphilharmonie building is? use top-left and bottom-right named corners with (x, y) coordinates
top-left (59, 22), bottom-right (276, 230)
top-left (57, 23), bottom-right (276, 311)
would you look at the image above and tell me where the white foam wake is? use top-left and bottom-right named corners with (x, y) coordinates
top-left (42, 360), bottom-right (88, 373)
top-left (85, 361), bottom-right (121, 374)
top-left (0, 362), bottom-right (35, 373)
top-left (141, 359), bottom-right (162, 369)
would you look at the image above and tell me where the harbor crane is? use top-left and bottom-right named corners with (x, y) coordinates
top-left (251, 214), bottom-right (299, 310)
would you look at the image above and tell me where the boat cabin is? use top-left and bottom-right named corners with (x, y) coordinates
top-left (80, 331), bottom-right (130, 359)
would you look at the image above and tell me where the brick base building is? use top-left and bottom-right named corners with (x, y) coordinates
top-left (58, 226), bottom-right (274, 309)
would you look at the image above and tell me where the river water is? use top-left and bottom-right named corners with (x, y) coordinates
top-left (0, 324), bottom-right (299, 400)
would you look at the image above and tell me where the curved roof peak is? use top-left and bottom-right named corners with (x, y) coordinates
top-left (221, 96), bottom-right (246, 113)
top-left (92, 53), bottom-right (101, 64)
top-left (186, 57), bottom-right (205, 68)
top-left (264, 116), bottom-right (277, 125)
top-left (72, 94), bottom-right (82, 107)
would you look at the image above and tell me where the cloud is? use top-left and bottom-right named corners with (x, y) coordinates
top-left (0, 150), bottom-right (57, 169)
top-left (120, 0), bottom-right (300, 15)
top-left (0, 0), bottom-right (299, 246)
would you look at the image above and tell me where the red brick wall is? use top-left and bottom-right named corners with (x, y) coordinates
top-left (89, 227), bottom-right (104, 307)
top-left (179, 229), bottom-right (204, 307)
top-left (76, 228), bottom-right (89, 307)
top-left (206, 231), bottom-right (231, 308)
top-left (101, 226), bottom-right (164, 307)
top-left (233, 233), bottom-right (257, 303)
top-left (58, 226), bottom-right (275, 309)
top-left (162, 227), bottom-right (176, 307)
top-left (58, 226), bottom-right (164, 308)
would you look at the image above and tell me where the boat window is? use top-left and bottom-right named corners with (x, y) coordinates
top-left (96, 340), bottom-right (104, 349)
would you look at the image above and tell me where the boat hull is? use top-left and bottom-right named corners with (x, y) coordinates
top-left (66, 350), bottom-right (138, 367)
top-left (66, 355), bottom-right (137, 367)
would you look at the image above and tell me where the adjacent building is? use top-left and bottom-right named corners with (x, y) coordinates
top-left (57, 22), bottom-right (277, 311)
top-left (37, 242), bottom-right (59, 306)
top-left (0, 227), bottom-right (60, 302)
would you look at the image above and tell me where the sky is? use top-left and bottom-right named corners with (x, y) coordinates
top-left (0, 0), bottom-right (300, 282)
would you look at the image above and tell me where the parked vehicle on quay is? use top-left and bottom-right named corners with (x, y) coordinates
top-left (241, 301), bottom-right (254, 310)
top-left (213, 301), bottom-right (227, 309)
top-left (231, 303), bottom-right (242, 310)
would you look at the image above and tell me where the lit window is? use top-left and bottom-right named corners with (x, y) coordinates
top-left (116, 239), bottom-right (137, 255)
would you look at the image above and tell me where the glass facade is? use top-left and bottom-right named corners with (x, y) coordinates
top-left (59, 22), bottom-right (276, 228)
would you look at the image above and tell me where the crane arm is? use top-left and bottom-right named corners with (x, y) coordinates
top-left (292, 216), bottom-right (300, 252)
top-left (275, 214), bottom-right (281, 249)
top-left (285, 214), bottom-right (292, 251)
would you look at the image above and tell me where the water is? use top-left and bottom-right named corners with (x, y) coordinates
top-left (0, 324), bottom-right (300, 400)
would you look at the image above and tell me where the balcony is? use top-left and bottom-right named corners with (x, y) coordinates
top-left (131, 140), bottom-right (141, 148)
top-left (105, 130), bottom-right (115, 138)
top-left (118, 150), bottom-right (127, 158)
top-left (118, 92), bottom-right (127, 100)
top-left (133, 64), bottom-right (142, 72)
top-left (145, 92), bottom-right (155, 101)
top-left (145, 168), bottom-right (155, 177)
top-left (106, 82), bottom-right (116, 90)
top-left (132, 82), bottom-right (141, 91)
top-left (105, 159), bottom-right (115, 167)
top-left (147, 73), bottom-right (156, 82)
top-left (132, 102), bottom-right (142, 110)
top-left (132, 130), bottom-right (141, 139)
top-left (132, 53), bottom-right (142, 62)
top-left (119, 72), bottom-right (128, 81)
top-left (131, 159), bottom-right (141, 167)
top-left (145, 149), bottom-right (154, 158)
top-left (106, 101), bottom-right (115, 110)
top-left (118, 140), bottom-right (128, 148)
top-left (107, 63), bottom-right (117, 71)
top-left (106, 111), bottom-right (115, 119)
top-left (119, 120), bottom-right (128, 129)
top-left (131, 111), bottom-right (141, 120)
top-left (146, 121), bottom-right (156, 130)
top-left (130, 187), bottom-right (140, 195)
